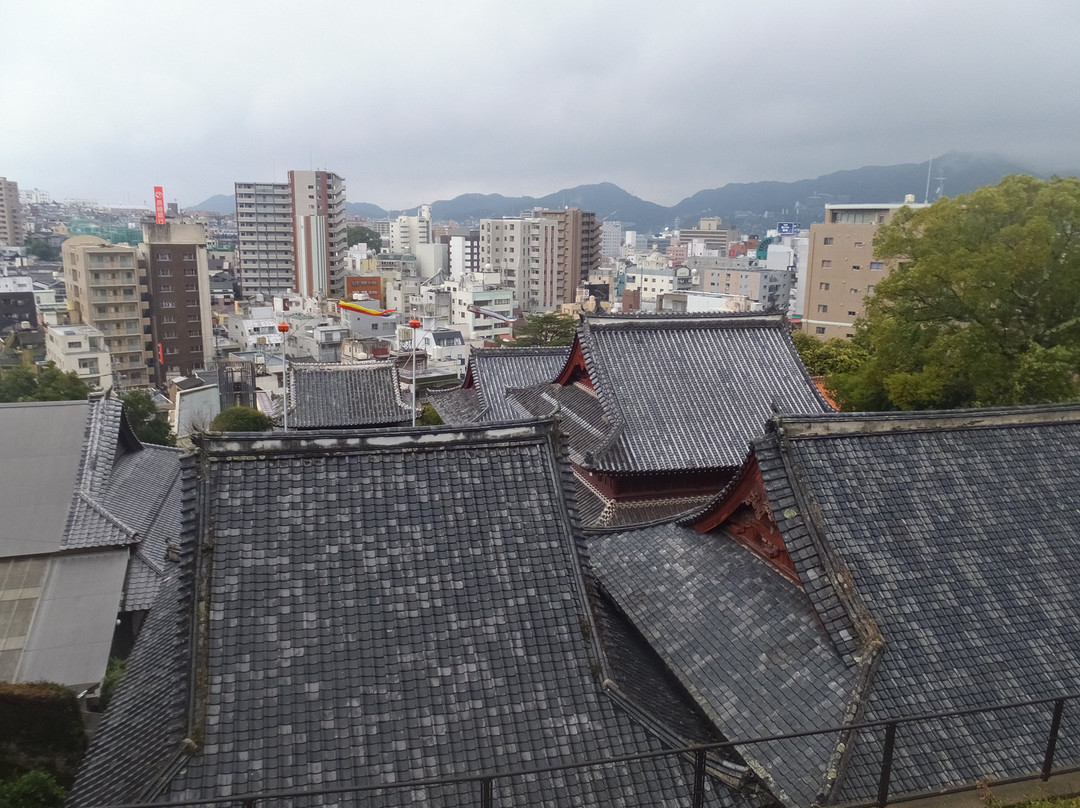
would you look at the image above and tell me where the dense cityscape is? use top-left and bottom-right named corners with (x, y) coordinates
top-left (4, 1), bottom-right (1080, 806)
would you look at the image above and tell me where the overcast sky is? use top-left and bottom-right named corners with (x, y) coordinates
top-left (5, 0), bottom-right (1079, 210)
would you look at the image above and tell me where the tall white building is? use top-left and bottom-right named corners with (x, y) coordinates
top-left (600, 221), bottom-right (624, 258)
top-left (390, 205), bottom-right (433, 255)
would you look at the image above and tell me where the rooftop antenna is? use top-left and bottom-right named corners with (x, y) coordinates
top-left (924, 158), bottom-right (933, 204)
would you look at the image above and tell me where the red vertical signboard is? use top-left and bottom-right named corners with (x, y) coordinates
top-left (154, 186), bottom-right (166, 224)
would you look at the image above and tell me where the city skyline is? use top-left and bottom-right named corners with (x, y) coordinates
top-left (5, 0), bottom-right (1080, 210)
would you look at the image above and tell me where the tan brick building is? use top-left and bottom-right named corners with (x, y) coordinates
top-left (803, 199), bottom-right (928, 339)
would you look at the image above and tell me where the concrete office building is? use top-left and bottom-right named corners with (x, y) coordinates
top-left (803, 199), bottom-right (928, 339)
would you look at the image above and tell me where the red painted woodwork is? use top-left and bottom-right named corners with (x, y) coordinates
top-left (693, 456), bottom-right (799, 583)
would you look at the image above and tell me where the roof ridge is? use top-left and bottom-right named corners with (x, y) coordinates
top-left (773, 401), bottom-right (1080, 438)
top-left (78, 492), bottom-right (141, 540)
top-left (762, 430), bottom-right (885, 803)
top-left (472, 345), bottom-right (571, 357)
top-left (575, 321), bottom-right (627, 466)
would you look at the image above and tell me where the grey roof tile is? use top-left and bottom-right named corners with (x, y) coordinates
top-left (759, 406), bottom-right (1080, 801)
top-left (283, 362), bottom-right (416, 428)
top-left (591, 524), bottom-right (854, 806)
top-left (68, 454), bottom-right (198, 807)
top-left (79, 423), bottom-right (748, 806)
top-left (510, 314), bottom-right (830, 473)
top-left (429, 346), bottom-right (570, 425)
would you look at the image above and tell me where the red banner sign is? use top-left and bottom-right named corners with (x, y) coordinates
top-left (154, 186), bottom-right (166, 224)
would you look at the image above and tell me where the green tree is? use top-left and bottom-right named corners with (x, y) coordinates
top-left (346, 226), bottom-right (381, 253)
top-left (118, 389), bottom-right (177, 446)
top-left (510, 312), bottom-right (577, 347)
top-left (0, 770), bottom-right (66, 808)
top-left (829, 175), bottom-right (1080, 410)
top-left (32, 364), bottom-right (90, 402)
top-left (210, 405), bottom-right (273, 432)
top-left (0, 366), bottom-right (39, 402)
top-left (24, 239), bottom-right (60, 262)
top-left (790, 329), bottom-right (869, 377)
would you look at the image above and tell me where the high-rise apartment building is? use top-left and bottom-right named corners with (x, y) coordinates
top-left (480, 217), bottom-right (558, 311)
top-left (442, 231), bottom-right (480, 278)
top-left (290, 170), bottom-right (347, 298)
top-left (61, 236), bottom-right (151, 388)
top-left (140, 220), bottom-right (214, 385)
top-left (235, 171), bottom-right (347, 299)
top-left (529, 208), bottom-right (602, 307)
top-left (803, 199), bottom-right (927, 339)
top-left (0, 178), bottom-right (25, 247)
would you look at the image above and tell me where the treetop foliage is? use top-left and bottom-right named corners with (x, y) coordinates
top-left (825, 175), bottom-right (1080, 411)
top-left (346, 226), bottom-right (382, 253)
top-left (210, 405), bottom-right (273, 432)
top-left (508, 312), bottom-right (578, 347)
top-left (0, 363), bottom-right (90, 403)
top-left (118, 389), bottom-right (176, 446)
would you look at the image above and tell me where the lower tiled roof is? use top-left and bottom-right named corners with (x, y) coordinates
top-left (590, 524), bottom-right (854, 807)
top-left (765, 409), bottom-right (1080, 801)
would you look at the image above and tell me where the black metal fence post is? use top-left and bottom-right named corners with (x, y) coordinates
top-left (1041, 698), bottom-right (1067, 781)
top-left (480, 777), bottom-right (494, 808)
top-left (692, 748), bottom-right (707, 808)
top-left (876, 721), bottom-right (898, 808)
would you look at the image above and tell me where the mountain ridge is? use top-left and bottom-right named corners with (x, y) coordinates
top-left (189, 153), bottom-right (1074, 231)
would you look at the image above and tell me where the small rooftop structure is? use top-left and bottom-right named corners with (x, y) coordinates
top-left (281, 361), bottom-right (416, 429)
top-left (429, 345), bottom-right (571, 425)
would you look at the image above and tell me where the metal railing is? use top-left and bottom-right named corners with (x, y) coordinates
top-left (91, 692), bottom-right (1078, 808)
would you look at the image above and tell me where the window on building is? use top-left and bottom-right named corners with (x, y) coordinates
top-left (159, 284), bottom-right (172, 292)
top-left (158, 269), bottom-right (172, 277)
top-left (819, 282), bottom-right (830, 291)
top-left (854, 242), bottom-right (864, 248)
top-left (162, 315), bottom-right (175, 324)
top-left (850, 288), bottom-right (859, 294)
top-left (867, 284), bottom-right (876, 294)
top-left (156, 253), bottom-right (170, 261)
top-left (852, 265), bottom-right (861, 271)
top-left (815, 326), bottom-right (826, 335)
top-left (821, 260), bottom-right (832, 268)
top-left (161, 301), bottom-right (175, 309)
top-left (817, 304), bottom-right (828, 313)
top-left (823, 237), bottom-right (834, 245)
top-left (183, 253), bottom-right (195, 261)
top-left (185, 268), bottom-right (197, 276)
top-left (870, 261), bottom-right (885, 270)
